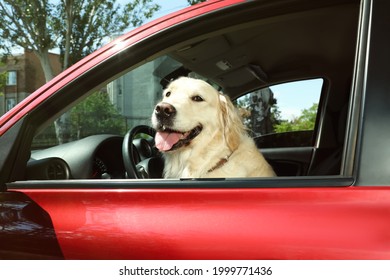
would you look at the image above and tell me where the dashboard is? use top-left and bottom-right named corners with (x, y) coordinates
top-left (27, 135), bottom-right (127, 180)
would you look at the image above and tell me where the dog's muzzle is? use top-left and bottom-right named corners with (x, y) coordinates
top-left (154, 102), bottom-right (176, 127)
top-left (153, 102), bottom-right (202, 152)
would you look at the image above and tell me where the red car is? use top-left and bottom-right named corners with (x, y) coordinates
top-left (1, 0), bottom-right (390, 259)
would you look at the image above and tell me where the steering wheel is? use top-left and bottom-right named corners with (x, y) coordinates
top-left (122, 125), bottom-right (164, 179)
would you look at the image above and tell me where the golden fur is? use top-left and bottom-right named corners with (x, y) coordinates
top-left (152, 77), bottom-right (276, 178)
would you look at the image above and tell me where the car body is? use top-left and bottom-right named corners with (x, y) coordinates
top-left (1, 0), bottom-right (390, 259)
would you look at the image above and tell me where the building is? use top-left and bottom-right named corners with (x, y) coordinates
top-left (0, 50), bottom-right (61, 116)
top-left (107, 55), bottom-right (181, 128)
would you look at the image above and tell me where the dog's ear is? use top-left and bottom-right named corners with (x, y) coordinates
top-left (218, 94), bottom-right (246, 151)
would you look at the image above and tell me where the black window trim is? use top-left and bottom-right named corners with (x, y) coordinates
top-left (8, 176), bottom-right (355, 190)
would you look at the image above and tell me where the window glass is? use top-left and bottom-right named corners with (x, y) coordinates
top-left (28, 56), bottom-right (328, 180)
top-left (234, 79), bottom-right (323, 147)
top-left (6, 71), bottom-right (17, 86)
top-left (5, 98), bottom-right (16, 111)
top-left (32, 55), bottom-right (182, 149)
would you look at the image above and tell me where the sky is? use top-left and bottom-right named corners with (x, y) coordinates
top-left (147, 0), bottom-right (190, 21)
top-left (116, 0), bottom-right (190, 24)
top-left (271, 79), bottom-right (322, 120)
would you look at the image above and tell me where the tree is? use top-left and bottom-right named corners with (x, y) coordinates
top-left (0, 0), bottom-right (57, 81)
top-left (274, 103), bottom-right (318, 133)
top-left (53, 0), bottom-right (160, 70)
top-left (54, 0), bottom-right (159, 144)
top-left (0, 0), bottom-right (160, 144)
top-left (69, 91), bottom-right (126, 139)
top-left (31, 90), bottom-right (126, 147)
top-left (0, 0), bottom-right (160, 79)
top-left (235, 88), bottom-right (280, 136)
top-left (187, 0), bottom-right (206, 4)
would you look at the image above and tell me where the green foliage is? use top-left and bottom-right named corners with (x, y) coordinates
top-left (0, 0), bottom-right (56, 54)
top-left (52, 0), bottom-right (161, 68)
top-left (0, 0), bottom-right (160, 142)
top-left (0, 0), bottom-right (161, 69)
top-left (274, 103), bottom-right (318, 133)
top-left (270, 103), bottom-right (282, 128)
top-left (69, 91), bottom-right (126, 139)
top-left (187, 0), bottom-right (207, 4)
top-left (235, 89), bottom-right (318, 135)
top-left (31, 91), bottom-right (127, 148)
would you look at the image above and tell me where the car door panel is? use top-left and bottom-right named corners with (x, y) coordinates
top-left (262, 147), bottom-right (313, 176)
top-left (8, 185), bottom-right (390, 259)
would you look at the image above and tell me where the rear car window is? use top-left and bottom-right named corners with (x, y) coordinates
top-left (234, 79), bottom-right (323, 148)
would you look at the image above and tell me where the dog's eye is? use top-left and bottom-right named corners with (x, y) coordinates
top-left (165, 91), bottom-right (171, 97)
top-left (191, 95), bottom-right (204, 102)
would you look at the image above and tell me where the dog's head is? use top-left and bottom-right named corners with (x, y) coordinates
top-left (152, 77), bottom-right (245, 152)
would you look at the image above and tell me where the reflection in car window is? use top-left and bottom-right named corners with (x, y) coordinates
top-left (234, 79), bottom-right (323, 147)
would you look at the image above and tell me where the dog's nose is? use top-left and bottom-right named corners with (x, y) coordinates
top-left (155, 102), bottom-right (176, 118)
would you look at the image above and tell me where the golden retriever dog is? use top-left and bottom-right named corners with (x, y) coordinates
top-left (151, 77), bottom-right (276, 178)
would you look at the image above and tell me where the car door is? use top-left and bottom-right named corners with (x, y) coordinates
top-left (7, 182), bottom-right (390, 259)
top-left (2, 0), bottom-right (390, 260)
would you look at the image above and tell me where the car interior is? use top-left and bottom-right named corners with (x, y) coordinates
top-left (4, 0), bottom-right (361, 183)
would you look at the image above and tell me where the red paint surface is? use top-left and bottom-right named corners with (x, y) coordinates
top-left (16, 186), bottom-right (390, 259)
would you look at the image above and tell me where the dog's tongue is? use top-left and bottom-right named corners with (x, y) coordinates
top-left (155, 131), bottom-right (182, 151)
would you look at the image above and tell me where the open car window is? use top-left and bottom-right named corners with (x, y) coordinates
top-left (32, 56), bottom-right (179, 149)
top-left (29, 63), bottom-right (325, 180)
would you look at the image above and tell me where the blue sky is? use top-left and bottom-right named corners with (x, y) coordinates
top-left (116, 0), bottom-right (190, 24)
top-left (271, 79), bottom-right (322, 120)
top-left (147, 0), bottom-right (190, 21)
